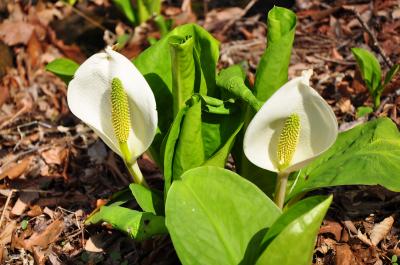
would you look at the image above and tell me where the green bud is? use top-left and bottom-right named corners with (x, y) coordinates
top-left (277, 113), bottom-right (300, 171)
top-left (111, 77), bottom-right (131, 143)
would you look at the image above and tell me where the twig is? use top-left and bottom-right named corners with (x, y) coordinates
top-left (0, 189), bottom-right (14, 228)
top-left (70, 5), bottom-right (116, 39)
top-left (220, 0), bottom-right (258, 35)
top-left (351, 8), bottom-right (393, 68)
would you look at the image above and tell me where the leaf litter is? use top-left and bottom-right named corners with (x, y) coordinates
top-left (0, 0), bottom-right (399, 264)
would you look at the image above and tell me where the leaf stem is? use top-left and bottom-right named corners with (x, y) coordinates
top-left (274, 171), bottom-right (289, 209)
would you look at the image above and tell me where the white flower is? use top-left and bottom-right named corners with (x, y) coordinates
top-left (67, 47), bottom-right (157, 165)
top-left (243, 70), bottom-right (338, 174)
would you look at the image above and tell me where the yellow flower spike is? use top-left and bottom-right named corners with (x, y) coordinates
top-left (277, 113), bottom-right (300, 171)
top-left (111, 77), bottom-right (131, 144)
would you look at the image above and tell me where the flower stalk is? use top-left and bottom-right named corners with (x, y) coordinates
top-left (274, 171), bottom-right (289, 209)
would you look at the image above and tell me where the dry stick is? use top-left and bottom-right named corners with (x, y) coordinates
top-left (220, 0), bottom-right (258, 35)
top-left (0, 189), bottom-right (15, 228)
top-left (70, 5), bottom-right (116, 39)
top-left (352, 8), bottom-right (393, 68)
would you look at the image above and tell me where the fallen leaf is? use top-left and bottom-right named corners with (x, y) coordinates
top-left (369, 216), bottom-right (394, 246)
top-left (24, 219), bottom-right (64, 251)
top-left (84, 234), bottom-right (105, 253)
top-left (11, 192), bottom-right (39, 216)
top-left (357, 230), bottom-right (372, 246)
top-left (320, 220), bottom-right (343, 241)
top-left (0, 220), bottom-right (17, 245)
top-left (41, 145), bottom-right (67, 165)
top-left (27, 205), bottom-right (43, 217)
top-left (0, 20), bottom-right (34, 45)
top-left (32, 246), bottom-right (46, 265)
top-left (0, 156), bottom-right (33, 180)
top-left (335, 244), bottom-right (359, 265)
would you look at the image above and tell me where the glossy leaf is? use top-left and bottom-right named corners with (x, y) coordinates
top-left (46, 58), bottom-right (79, 83)
top-left (384, 64), bottom-right (400, 87)
top-left (134, 24), bottom-right (219, 165)
top-left (256, 196), bottom-right (332, 265)
top-left (217, 64), bottom-right (261, 111)
top-left (288, 118), bottom-right (400, 199)
top-left (254, 6), bottom-right (296, 102)
top-left (169, 35), bottom-right (195, 116)
top-left (86, 206), bottom-right (167, 241)
top-left (166, 166), bottom-right (281, 265)
top-left (351, 48), bottom-right (382, 96)
top-left (356, 106), bottom-right (373, 118)
top-left (112, 0), bottom-right (136, 24)
top-left (129, 184), bottom-right (164, 215)
top-left (172, 97), bottom-right (204, 179)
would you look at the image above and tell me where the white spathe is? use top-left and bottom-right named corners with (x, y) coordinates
top-left (67, 47), bottom-right (157, 164)
top-left (243, 70), bottom-right (338, 173)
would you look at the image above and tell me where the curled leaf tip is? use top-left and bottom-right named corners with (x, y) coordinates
top-left (277, 113), bottom-right (300, 171)
top-left (111, 77), bottom-right (131, 143)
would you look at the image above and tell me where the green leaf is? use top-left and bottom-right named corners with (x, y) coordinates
top-left (169, 35), bottom-right (196, 117)
top-left (356, 106), bottom-right (373, 118)
top-left (172, 97), bottom-right (204, 179)
top-left (46, 58), bottom-right (79, 83)
top-left (384, 64), bottom-right (400, 87)
top-left (134, 24), bottom-right (219, 166)
top-left (256, 196), bottom-right (332, 265)
top-left (161, 106), bottom-right (188, 198)
top-left (288, 118), bottom-right (400, 199)
top-left (136, 0), bottom-right (161, 24)
top-left (217, 65), bottom-right (261, 111)
top-left (165, 166), bottom-right (281, 265)
top-left (86, 206), bottom-right (167, 241)
top-left (112, 0), bottom-right (136, 24)
top-left (129, 184), bottom-right (164, 215)
top-left (254, 6), bottom-right (296, 102)
top-left (351, 48), bottom-right (382, 96)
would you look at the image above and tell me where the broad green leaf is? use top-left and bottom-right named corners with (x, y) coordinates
top-left (169, 35), bottom-right (195, 116)
top-left (288, 118), bottom-right (400, 200)
top-left (256, 196), bottom-right (332, 265)
top-left (129, 184), bottom-right (164, 215)
top-left (172, 97), bottom-right (204, 179)
top-left (351, 48), bottom-right (382, 95)
top-left (112, 0), bottom-right (136, 24)
top-left (356, 106), bottom-right (373, 118)
top-left (166, 166), bottom-right (281, 265)
top-left (134, 24), bottom-right (219, 146)
top-left (254, 6), bottom-right (296, 102)
top-left (46, 58), bottom-right (79, 83)
top-left (384, 64), bottom-right (400, 87)
top-left (86, 206), bottom-right (167, 241)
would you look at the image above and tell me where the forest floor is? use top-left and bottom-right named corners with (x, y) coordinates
top-left (0, 0), bottom-right (400, 264)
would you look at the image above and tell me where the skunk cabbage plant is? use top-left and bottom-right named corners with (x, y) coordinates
top-left (244, 70), bottom-right (338, 207)
top-left (67, 47), bottom-right (157, 185)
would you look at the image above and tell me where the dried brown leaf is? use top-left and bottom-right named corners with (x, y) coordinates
top-left (0, 21), bottom-right (34, 45)
top-left (370, 216), bottom-right (394, 246)
top-left (335, 244), bottom-right (359, 265)
top-left (23, 219), bottom-right (64, 251)
top-left (41, 145), bottom-right (67, 165)
top-left (0, 156), bottom-right (33, 180)
top-left (0, 220), bottom-right (17, 245)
